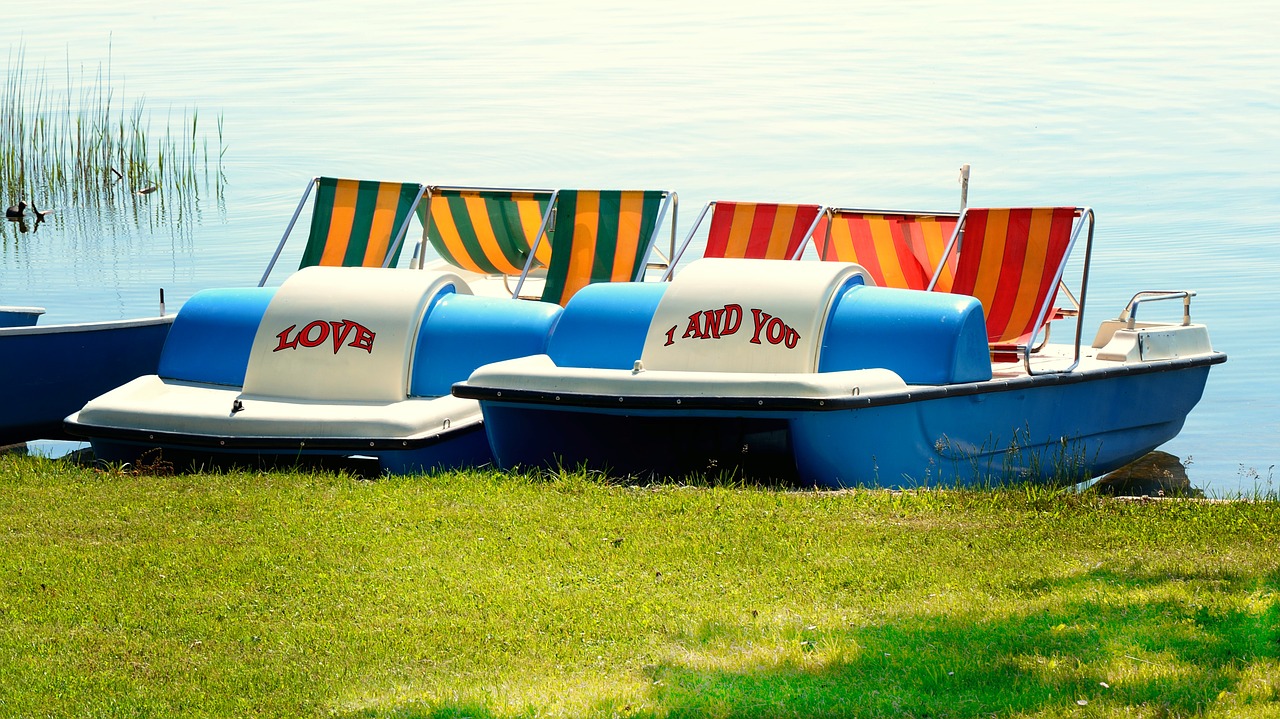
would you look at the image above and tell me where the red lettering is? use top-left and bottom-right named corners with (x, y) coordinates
top-left (749, 309), bottom-right (771, 344)
top-left (704, 308), bottom-right (725, 339)
top-left (297, 320), bottom-right (329, 348)
top-left (682, 311), bottom-right (704, 339)
top-left (663, 305), bottom-right (788, 349)
top-left (766, 317), bottom-right (786, 345)
top-left (329, 320), bottom-right (355, 354)
top-left (348, 323), bottom-right (376, 353)
top-left (273, 324), bottom-right (299, 352)
top-left (722, 304), bottom-right (742, 335)
top-left (271, 319), bottom-right (376, 354)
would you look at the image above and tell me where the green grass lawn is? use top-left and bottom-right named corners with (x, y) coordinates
top-left (0, 453), bottom-right (1276, 718)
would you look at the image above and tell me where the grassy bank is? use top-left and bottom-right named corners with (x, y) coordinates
top-left (0, 454), bottom-right (1276, 718)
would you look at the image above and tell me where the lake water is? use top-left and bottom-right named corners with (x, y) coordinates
top-left (3, 0), bottom-right (1277, 494)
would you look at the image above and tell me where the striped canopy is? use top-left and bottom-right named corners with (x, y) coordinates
top-left (703, 202), bottom-right (826, 261)
top-left (820, 210), bottom-right (958, 291)
top-left (298, 177), bottom-right (424, 270)
top-left (539, 189), bottom-right (671, 306)
top-left (419, 188), bottom-right (554, 275)
top-left (944, 207), bottom-right (1081, 347)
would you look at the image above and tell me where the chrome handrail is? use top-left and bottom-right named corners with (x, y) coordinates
top-left (1119, 290), bottom-right (1197, 330)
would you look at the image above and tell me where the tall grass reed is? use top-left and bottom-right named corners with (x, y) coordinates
top-left (1, 44), bottom-right (225, 214)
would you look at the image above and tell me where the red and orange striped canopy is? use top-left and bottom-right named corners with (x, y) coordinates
top-left (946, 207), bottom-right (1080, 346)
top-left (703, 202), bottom-right (826, 261)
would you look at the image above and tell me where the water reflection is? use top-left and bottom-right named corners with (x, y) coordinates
top-left (4, 216), bottom-right (31, 235)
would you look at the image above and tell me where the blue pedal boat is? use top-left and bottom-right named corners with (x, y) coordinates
top-left (453, 242), bottom-right (1226, 488)
top-left (65, 267), bottom-right (561, 473)
top-left (1, 306), bottom-right (173, 447)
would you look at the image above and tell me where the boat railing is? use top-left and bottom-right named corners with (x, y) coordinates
top-left (1041, 206), bottom-right (1095, 376)
top-left (1118, 290), bottom-right (1197, 329)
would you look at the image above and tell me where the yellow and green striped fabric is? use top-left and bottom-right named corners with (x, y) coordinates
top-left (298, 177), bottom-right (423, 270)
top-left (419, 188), bottom-right (554, 275)
top-left (541, 189), bottom-right (668, 306)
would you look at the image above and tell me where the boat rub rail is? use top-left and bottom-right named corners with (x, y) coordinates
top-left (453, 353), bottom-right (1226, 412)
top-left (63, 417), bottom-right (483, 452)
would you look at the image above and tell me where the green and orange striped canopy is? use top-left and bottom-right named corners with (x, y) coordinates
top-left (298, 177), bottom-right (424, 270)
top-left (540, 189), bottom-right (671, 306)
top-left (419, 187), bottom-right (554, 275)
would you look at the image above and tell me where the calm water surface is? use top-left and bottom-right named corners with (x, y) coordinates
top-left (4, 1), bottom-right (1277, 493)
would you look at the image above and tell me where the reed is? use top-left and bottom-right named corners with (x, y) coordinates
top-left (1, 44), bottom-right (224, 211)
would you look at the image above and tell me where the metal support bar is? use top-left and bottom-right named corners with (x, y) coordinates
top-left (636, 191), bottom-right (677, 280)
top-left (416, 187), bottom-right (439, 271)
top-left (662, 201), bottom-right (714, 281)
top-left (512, 190), bottom-right (559, 299)
top-left (382, 183), bottom-right (429, 268)
top-left (788, 206), bottom-right (830, 261)
top-left (665, 193), bottom-right (680, 276)
top-left (258, 177), bottom-right (318, 287)
top-left (1025, 206), bottom-right (1093, 376)
top-left (1120, 290), bottom-right (1197, 330)
top-left (926, 209), bottom-right (968, 291)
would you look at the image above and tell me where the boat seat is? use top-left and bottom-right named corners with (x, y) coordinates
top-left (547, 282), bottom-right (668, 370)
top-left (664, 201), bottom-right (827, 273)
top-left (241, 266), bottom-right (467, 403)
top-left (409, 293), bottom-right (563, 397)
top-left (259, 176), bottom-right (427, 286)
top-left (817, 209), bottom-right (959, 291)
top-left (928, 206), bottom-right (1093, 372)
top-left (418, 186), bottom-right (555, 278)
top-left (158, 287), bottom-right (278, 388)
top-left (819, 285), bottom-right (991, 384)
top-left (518, 189), bottom-right (676, 306)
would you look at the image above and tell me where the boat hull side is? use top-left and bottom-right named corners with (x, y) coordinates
top-left (481, 403), bottom-right (799, 481)
top-left (1, 317), bottom-right (173, 445)
top-left (477, 362), bottom-right (1214, 488)
top-left (80, 421), bottom-right (492, 477)
top-left (790, 364), bottom-right (1211, 488)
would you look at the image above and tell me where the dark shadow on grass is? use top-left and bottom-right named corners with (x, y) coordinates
top-left (334, 565), bottom-right (1279, 718)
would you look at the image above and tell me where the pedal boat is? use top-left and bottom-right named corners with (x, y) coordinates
top-left (453, 257), bottom-right (1226, 488)
top-left (66, 266), bottom-right (561, 473)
